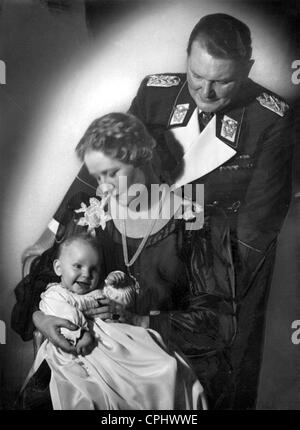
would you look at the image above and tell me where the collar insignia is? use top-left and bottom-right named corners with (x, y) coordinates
top-left (147, 74), bottom-right (181, 87)
top-left (220, 115), bottom-right (238, 142)
top-left (170, 103), bottom-right (190, 125)
top-left (256, 92), bottom-right (289, 117)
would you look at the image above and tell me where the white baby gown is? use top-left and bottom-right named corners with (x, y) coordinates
top-left (28, 284), bottom-right (206, 410)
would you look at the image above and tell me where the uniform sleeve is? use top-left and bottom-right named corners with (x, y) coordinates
top-left (39, 288), bottom-right (88, 345)
top-left (128, 76), bottom-right (148, 123)
top-left (236, 110), bottom-right (294, 255)
top-left (52, 164), bottom-right (97, 226)
top-left (149, 214), bottom-right (236, 357)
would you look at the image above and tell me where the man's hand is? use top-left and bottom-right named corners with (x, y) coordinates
top-left (33, 311), bottom-right (78, 354)
top-left (76, 330), bottom-right (95, 356)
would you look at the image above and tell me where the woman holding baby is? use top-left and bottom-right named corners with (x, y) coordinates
top-left (18, 112), bottom-right (236, 410)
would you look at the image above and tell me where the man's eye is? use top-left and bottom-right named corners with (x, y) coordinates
top-left (74, 264), bottom-right (81, 269)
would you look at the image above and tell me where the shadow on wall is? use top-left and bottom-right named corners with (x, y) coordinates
top-left (257, 99), bottom-right (300, 410)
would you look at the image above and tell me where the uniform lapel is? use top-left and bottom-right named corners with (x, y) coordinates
top-left (172, 115), bottom-right (237, 188)
top-left (161, 78), bottom-right (246, 185)
top-left (161, 80), bottom-right (196, 164)
top-left (216, 107), bottom-right (245, 150)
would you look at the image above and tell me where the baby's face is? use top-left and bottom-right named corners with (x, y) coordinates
top-left (54, 240), bottom-right (100, 295)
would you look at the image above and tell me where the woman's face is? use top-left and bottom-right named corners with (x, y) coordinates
top-left (84, 149), bottom-right (145, 204)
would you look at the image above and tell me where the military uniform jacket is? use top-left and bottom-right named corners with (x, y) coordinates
top-left (128, 73), bottom-right (293, 290)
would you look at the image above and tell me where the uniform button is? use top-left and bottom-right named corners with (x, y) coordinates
top-left (232, 201), bottom-right (241, 212)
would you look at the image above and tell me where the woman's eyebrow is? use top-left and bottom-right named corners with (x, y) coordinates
top-left (91, 167), bottom-right (118, 177)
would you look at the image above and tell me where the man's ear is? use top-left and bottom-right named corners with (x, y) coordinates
top-left (53, 259), bottom-right (62, 276)
top-left (242, 59), bottom-right (255, 78)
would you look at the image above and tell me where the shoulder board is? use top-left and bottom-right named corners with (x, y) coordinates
top-left (146, 74), bottom-right (181, 87)
top-left (256, 92), bottom-right (289, 117)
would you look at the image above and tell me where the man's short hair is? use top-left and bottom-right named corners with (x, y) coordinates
top-left (187, 13), bottom-right (252, 62)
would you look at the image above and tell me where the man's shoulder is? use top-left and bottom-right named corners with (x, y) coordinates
top-left (138, 73), bottom-right (187, 101)
top-left (133, 73), bottom-right (188, 122)
top-left (244, 80), bottom-right (290, 119)
top-left (142, 72), bottom-right (186, 89)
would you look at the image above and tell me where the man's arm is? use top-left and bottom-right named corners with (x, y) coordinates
top-left (150, 218), bottom-right (236, 357)
top-left (128, 76), bottom-right (148, 122)
top-left (236, 110), bottom-right (294, 254)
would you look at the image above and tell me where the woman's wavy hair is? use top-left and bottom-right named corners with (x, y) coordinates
top-left (76, 112), bottom-right (156, 167)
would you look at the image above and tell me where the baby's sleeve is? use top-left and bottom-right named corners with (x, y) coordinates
top-left (39, 287), bottom-right (88, 345)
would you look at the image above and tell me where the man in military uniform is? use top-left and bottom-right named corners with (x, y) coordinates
top-left (21, 14), bottom-right (294, 409)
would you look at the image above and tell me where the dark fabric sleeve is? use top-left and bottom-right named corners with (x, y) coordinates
top-left (236, 111), bottom-right (294, 253)
top-left (128, 76), bottom-right (148, 122)
top-left (128, 77), bottom-right (173, 183)
top-left (149, 212), bottom-right (237, 358)
top-left (53, 164), bottom-right (97, 225)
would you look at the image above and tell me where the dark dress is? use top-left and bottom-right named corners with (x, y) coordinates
top-left (15, 194), bottom-right (236, 410)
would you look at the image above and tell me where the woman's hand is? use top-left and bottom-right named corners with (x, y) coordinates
top-left (83, 297), bottom-right (113, 321)
top-left (33, 311), bottom-right (78, 354)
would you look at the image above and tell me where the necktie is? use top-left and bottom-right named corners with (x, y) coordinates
top-left (198, 111), bottom-right (213, 132)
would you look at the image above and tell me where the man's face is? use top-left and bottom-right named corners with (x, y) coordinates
top-left (187, 40), bottom-right (251, 113)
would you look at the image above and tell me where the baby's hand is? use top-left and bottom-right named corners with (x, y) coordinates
top-left (105, 270), bottom-right (128, 286)
top-left (76, 330), bottom-right (95, 356)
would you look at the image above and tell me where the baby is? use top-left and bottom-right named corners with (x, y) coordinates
top-left (27, 234), bottom-right (205, 410)
top-left (51, 235), bottom-right (139, 355)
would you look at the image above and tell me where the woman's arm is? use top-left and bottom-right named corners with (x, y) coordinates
top-left (33, 310), bottom-right (78, 354)
top-left (34, 289), bottom-right (113, 354)
top-left (22, 227), bottom-right (55, 263)
top-left (34, 288), bottom-right (93, 354)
